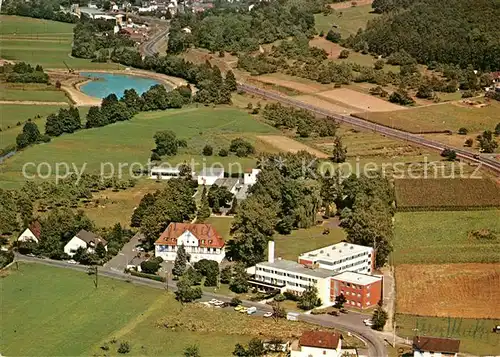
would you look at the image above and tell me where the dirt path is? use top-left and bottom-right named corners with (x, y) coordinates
top-left (0, 100), bottom-right (68, 106)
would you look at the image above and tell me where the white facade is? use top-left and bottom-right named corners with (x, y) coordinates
top-left (17, 228), bottom-right (39, 244)
top-left (298, 242), bottom-right (373, 274)
top-left (291, 344), bottom-right (341, 357)
top-left (155, 230), bottom-right (225, 263)
top-left (64, 236), bottom-right (88, 256)
top-left (254, 260), bottom-right (331, 305)
top-left (243, 168), bottom-right (261, 186)
top-left (197, 168), bottom-right (224, 185)
top-left (414, 352), bottom-right (457, 357)
top-left (150, 166), bottom-right (181, 180)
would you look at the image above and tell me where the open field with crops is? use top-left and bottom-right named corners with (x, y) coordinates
top-left (0, 106), bottom-right (279, 188)
top-left (355, 101), bottom-right (500, 134)
top-left (257, 135), bottom-right (329, 158)
top-left (394, 178), bottom-right (500, 210)
top-left (393, 210), bottom-right (500, 265)
top-left (396, 263), bottom-right (500, 319)
top-left (0, 15), bottom-right (120, 69)
top-left (317, 88), bottom-right (405, 112)
top-left (314, 4), bottom-right (377, 38)
top-left (395, 314), bottom-right (500, 355)
top-left (3, 262), bottom-right (355, 356)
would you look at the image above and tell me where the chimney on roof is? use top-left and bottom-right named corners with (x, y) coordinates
top-left (268, 240), bottom-right (275, 263)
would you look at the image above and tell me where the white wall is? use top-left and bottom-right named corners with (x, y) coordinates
top-left (155, 245), bottom-right (225, 263)
top-left (414, 352), bottom-right (456, 357)
top-left (243, 169), bottom-right (260, 186)
top-left (291, 345), bottom-right (340, 357)
top-left (197, 173), bottom-right (224, 186)
top-left (17, 228), bottom-right (39, 244)
top-left (64, 237), bottom-right (88, 256)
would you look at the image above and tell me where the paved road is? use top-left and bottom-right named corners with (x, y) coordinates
top-left (237, 83), bottom-right (500, 176)
top-left (14, 255), bottom-right (387, 356)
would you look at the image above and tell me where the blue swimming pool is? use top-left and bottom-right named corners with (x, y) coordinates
top-left (79, 72), bottom-right (166, 99)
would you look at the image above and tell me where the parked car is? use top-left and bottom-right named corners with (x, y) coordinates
top-left (363, 319), bottom-right (373, 326)
top-left (264, 312), bottom-right (273, 318)
top-left (340, 308), bottom-right (348, 314)
top-left (247, 307), bottom-right (257, 315)
top-left (239, 307), bottom-right (248, 313)
top-left (234, 305), bottom-right (244, 311)
top-left (328, 310), bottom-right (339, 316)
top-left (67, 259), bottom-right (77, 264)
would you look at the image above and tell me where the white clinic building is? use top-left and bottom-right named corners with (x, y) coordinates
top-left (298, 242), bottom-right (374, 274)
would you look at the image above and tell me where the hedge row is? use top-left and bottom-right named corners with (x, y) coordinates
top-left (130, 270), bottom-right (166, 282)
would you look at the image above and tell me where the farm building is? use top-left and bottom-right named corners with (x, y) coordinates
top-left (413, 336), bottom-right (460, 357)
top-left (17, 221), bottom-right (41, 244)
top-left (154, 223), bottom-right (225, 263)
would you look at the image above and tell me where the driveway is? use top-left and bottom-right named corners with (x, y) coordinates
top-left (103, 233), bottom-right (144, 272)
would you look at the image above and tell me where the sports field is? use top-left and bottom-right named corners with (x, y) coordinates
top-left (395, 314), bottom-right (500, 355)
top-left (314, 5), bottom-right (377, 38)
top-left (0, 15), bottom-right (120, 69)
top-left (393, 210), bottom-right (500, 265)
top-left (0, 106), bottom-right (278, 188)
top-left (2, 262), bottom-right (355, 356)
top-left (357, 101), bottom-right (500, 133)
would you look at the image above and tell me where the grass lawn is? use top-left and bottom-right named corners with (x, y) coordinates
top-left (393, 210), bottom-right (500, 265)
top-left (395, 314), bottom-right (500, 355)
top-left (205, 216), bottom-right (234, 240)
top-left (273, 221), bottom-right (346, 260)
top-left (0, 15), bottom-right (121, 70)
top-left (2, 262), bottom-right (351, 356)
top-left (0, 83), bottom-right (69, 102)
top-left (0, 103), bottom-right (68, 130)
top-left (0, 106), bottom-right (278, 188)
top-left (314, 5), bottom-right (378, 38)
top-left (358, 101), bottom-right (500, 134)
top-left (81, 179), bottom-right (164, 228)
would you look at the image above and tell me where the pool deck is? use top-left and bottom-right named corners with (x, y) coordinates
top-left (46, 69), bottom-right (188, 107)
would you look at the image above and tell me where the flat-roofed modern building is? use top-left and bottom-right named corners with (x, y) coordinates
top-left (330, 271), bottom-right (383, 309)
top-left (298, 242), bottom-right (374, 274)
top-left (150, 166), bottom-right (181, 180)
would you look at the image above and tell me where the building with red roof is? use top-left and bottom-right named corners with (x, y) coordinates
top-left (291, 331), bottom-right (342, 357)
top-left (154, 223), bottom-right (225, 263)
top-left (17, 221), bottom-right (42, 244)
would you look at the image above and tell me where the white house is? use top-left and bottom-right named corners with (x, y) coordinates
top-left (213, 177), bottom-right (239, 195)
top-left (197, 167), bottom-right (224, 185)
top-left (413, 336), bottom-right (460, 357)
top-left (154, 223), bottom-right (225, 263)
top-left (298, 242), bottom-right (374, 274)
top-left (249, 242), bottom-right (332, 304)
top-left (17, 222), bottom-right (41, 244)
top-left (150, 166), bottom-right (182, 180)
top-left (291, 331), bottom-right (342, 357)
top-left (181, 26), bottom-right (192, 34)
top-left (243, 168), bottom-right (261, 186)
top-left (64, 230), bottom-right (108, 257)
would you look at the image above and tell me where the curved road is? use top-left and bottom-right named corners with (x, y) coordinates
top-left (238, 83), bottom-right (500, 176)
top-left (143, 26), bottom-right (169, 57)
top-left (14, 255), bottom-right (387, 356)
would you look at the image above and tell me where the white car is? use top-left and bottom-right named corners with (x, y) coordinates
top-left (363, 319), bottom-right (373, 326)
top-left (67, 259), bottom-right (77, 265)
top-left (209, 299), bottom-right (219, 304)
top-left (264, 312), bottom-right (273, 318)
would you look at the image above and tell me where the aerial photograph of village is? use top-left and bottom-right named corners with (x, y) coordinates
top-left (0, 0), bottom-right (499, 356)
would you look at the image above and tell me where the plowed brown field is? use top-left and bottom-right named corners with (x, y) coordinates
top-left (396, 264), bottom-right (500, 319)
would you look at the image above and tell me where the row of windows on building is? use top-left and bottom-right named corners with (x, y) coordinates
top-left (339, 281), bottom-right (372, 290)
top-left (256, 267), bottom-right (318, 283)
top-left (316, 252), bottom-right (371, 266)
top-left (157, 245), bottom-right (221, 254)
top-left (255, 275), bottom-right (313, 289)
top-left (339, 290), bottom-right (371, 299)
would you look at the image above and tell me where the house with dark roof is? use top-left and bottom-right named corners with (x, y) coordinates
top-left (64, 230), bottom-right (107, 257)
top-left (154, 223), bottom-right (225, 263)
top-left (17, 221), bottom-right (42, 244)
top-left (291, 331), bottom-right (342, 357)
top-left (413, 336), bottom-right (460, 357)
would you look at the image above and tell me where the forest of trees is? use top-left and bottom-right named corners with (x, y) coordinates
top-left (346, 0), bottom-right (500, 70)
top-left (167, 0), bottom-right (330, 54)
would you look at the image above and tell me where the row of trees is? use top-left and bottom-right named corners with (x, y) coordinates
top-left (1, 62), bottom-right (49, 83)
top-left (346, 0), bottom-right (500, 71)
top-left (2, 0), bottom-right (79, 23)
